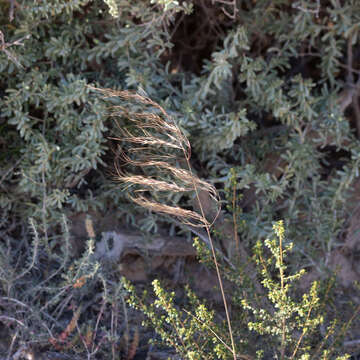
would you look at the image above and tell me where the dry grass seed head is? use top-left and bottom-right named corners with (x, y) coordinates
top-left (118, 154), bottom-right (216, 196)
top-left (120, 175), bottom-right (190, 192)
top-left (89, 85), bottom-right (219, 226)
top-left (130, 195), bottom-right (209, 226)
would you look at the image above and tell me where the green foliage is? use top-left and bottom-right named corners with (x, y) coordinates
top-left (1, 0), bottom-right (360, 358)
top-left (241, 221), bottom-right (345, 359)
top-left (126, 221), bottom-right (352, 359)
top-left (2, 0), bottom-right (360, 253)
top-left (124, 277), bottom-right (232, 360)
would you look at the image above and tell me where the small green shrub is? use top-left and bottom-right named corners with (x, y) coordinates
top-left (125, 221), bottom-right (355, 359)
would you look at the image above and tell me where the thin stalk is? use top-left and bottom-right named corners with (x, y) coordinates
top-left (184, 150), bottom-right (237, 360)
top-left (232, 180), bottom-right (239, 256)
top-left (278, 228), bottom-right (286, 360)
top-left (290, 299), bottom-right (316, 359)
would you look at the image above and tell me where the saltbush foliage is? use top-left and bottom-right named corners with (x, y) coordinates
top-left (1, 0), bottom-right (360, 358)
